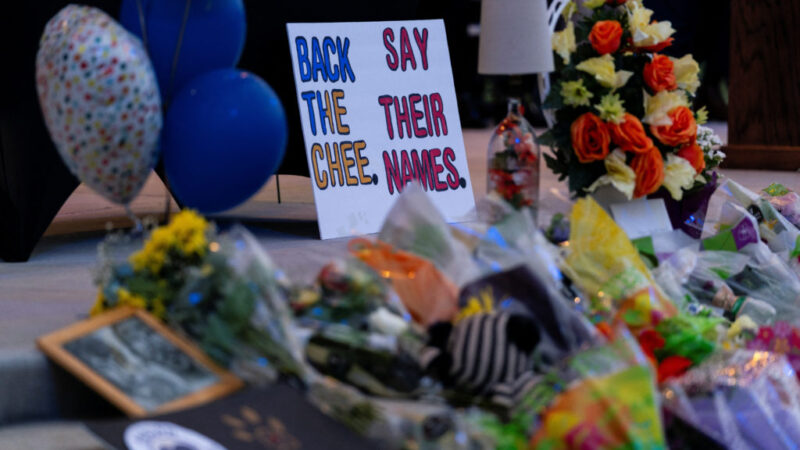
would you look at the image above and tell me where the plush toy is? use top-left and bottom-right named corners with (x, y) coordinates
top-left (420, 312), bottom-right (542, 408)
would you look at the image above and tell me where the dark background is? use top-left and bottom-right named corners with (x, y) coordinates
top-left (0, 0), bottom-right (730, 261)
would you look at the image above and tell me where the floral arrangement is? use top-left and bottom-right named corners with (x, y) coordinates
top-left (78, 180), bottom-right (800, 448)
top-left (542, 0), bottom-right (724, 201)
top-left (93, 210), bottom-right (304, 379)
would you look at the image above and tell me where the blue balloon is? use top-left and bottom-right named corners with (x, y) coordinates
top-left (119, 0), bottom-right (246, 102)
top-left (162, 69), bottom-right (287, 213)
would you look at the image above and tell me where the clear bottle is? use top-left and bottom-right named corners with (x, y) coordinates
top-left (486, 98), bottom-right (540, 214)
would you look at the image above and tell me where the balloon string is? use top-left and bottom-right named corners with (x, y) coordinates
top-left (124, 204), bottom-right (144, 235)
top-left (166, 0), bottom-right (193, 109)
top-left (134, 0), bottom-right (149, 50)
top-left (163, 189), bottom-right (172, 223)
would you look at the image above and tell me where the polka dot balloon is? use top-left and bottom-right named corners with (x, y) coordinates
top-left (36, 5), bottom-right (162, 205)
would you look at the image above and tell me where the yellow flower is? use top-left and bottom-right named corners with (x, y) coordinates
top-left (627, 3), bottom-right (675, 48)
top-left (642, 89), bottom-right (689, 126)
top-left (552, 22), bottom-right (577, 65)
top-left (585, 150), bottom-right (636, 199)
top-left (116, 288), bottom-right (148, 310)
top-left (595, 93), bottom-right (626, 124)
top-left (662, 154), bottom-right (695, 200)
top-left (561, 79), bottom-right (594, 107)
top-left (727, 315), bottom-right (758, 340)
top-left (562, 1), bottom-right (577, 20)
top-left (90, 289), bottom-right (106, 316)
top-left (695, 106), bottom-right (709, 125)
top-left (129, 209), bottom-right (209, 273)
top-left (454, 288), bottom-right (495, 323)
top-left (168, 210), bottom-right (209, 257)
top-left (576, 54), bottom-right (633, 89)
top-left (151, 298), bottom-right (166, 319)
top-left (583, 0), bottom-right (605, 8)
top-left (671, 54), bottom-right (700, 95)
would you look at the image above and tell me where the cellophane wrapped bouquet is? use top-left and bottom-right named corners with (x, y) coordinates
top-left (92, 211), bottom-right (305, 382)
top-left (542, 0), bottom-right (724, 202)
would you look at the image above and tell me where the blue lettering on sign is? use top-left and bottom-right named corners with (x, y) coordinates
top-left (295, 37), bottom-right (311, 81)
top-left (294, 36), bottom-right (356, 83)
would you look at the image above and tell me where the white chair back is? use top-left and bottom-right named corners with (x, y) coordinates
top-left (538, 0), bottom-right (571, 129)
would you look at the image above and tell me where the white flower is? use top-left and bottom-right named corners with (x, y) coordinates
top-left (368, 307), bottom-right (408, 336)
top-left (552, 22), bottom-right (577, 65)
top-left (585, 150), bottom-right (636, 200)
top-left (577, 54), bottom-right (633, 89)
top-left (670, 55), bottom-right (701, 95)
top-left (696, 125), bottom-right (725, 162)
top-left (642, 90), bottom-right (689, 126)
top-left (626, 2), bottom-right (675, 48)
top-left (663, 154), bottom-right (696, 200)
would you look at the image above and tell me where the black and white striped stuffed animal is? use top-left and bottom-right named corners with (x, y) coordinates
top-left (420, 312), bottom-right (542, 407)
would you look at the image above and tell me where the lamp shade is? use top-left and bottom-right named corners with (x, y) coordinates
top-left (478, 0), bottom-right (554, 75)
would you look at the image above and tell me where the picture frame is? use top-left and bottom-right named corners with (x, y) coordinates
top-left (37, 306), bottom-right (244, 417)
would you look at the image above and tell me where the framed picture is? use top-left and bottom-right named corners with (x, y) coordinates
top-left (37, 306), bottom-right (244, 417)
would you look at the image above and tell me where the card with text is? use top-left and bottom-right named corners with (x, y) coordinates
top-left (287, 20), bottom-right (475, 239)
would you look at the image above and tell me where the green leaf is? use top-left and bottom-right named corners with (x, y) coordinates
top-left (544, 153), bottom-right (568, 178)
top-left (764, 183), bottom-right (790, 197)
top-left (567, 160), bottom-right (605, 196)
top-left (543, 84), bottom-right (565, 110)
top-left (217, 281), bottom-right (256, 331)
top-left (200, 313), bottom-right (240, 366)
top-left (537, 129), bottom-right (558, 148)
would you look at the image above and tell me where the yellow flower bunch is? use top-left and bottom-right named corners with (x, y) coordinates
top-left (169, 209), bottom-right (210, 257)
top-left (130, 210), bottom-right (209, 274)
top-left (90, 289), bottom-right (107, 316)
top-left (454, 288), bottom-right (496, 323)
top-left (90, 288), bottom-right (166, 319)
top-left (117, 288), bottom-right (148, 309)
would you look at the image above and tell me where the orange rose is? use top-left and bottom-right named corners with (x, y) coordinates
top-left (608, 113), bottom-right (654, 154)
top-left (571, 112), bottom-right (611, 163)
top-left (589, 21), bottom-right (623, 55)
top-left (643, 55), bottom-right (677, 92)
top-left (677, 142), bottom-right (706, 173)
top-left (631, 147), bottom-right (665, 198)
top-left (650, 106), bottom-right (697, 147)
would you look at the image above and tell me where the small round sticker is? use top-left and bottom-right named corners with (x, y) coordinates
top-left (124, 421), bottom-right (226, 450)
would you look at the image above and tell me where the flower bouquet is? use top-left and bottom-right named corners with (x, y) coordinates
top-left (92, 210), bottom-right (305, 382)
top-left (542, 0), bottom-right (725, 234)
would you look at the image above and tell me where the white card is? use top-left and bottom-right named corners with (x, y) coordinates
top-left (286, 20), bottom-right (475, 239)
top-left (610, 198), bottom-right (673, 240)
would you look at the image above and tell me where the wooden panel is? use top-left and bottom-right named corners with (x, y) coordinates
top-left (727, 0), bottom-right (800, 169)
top-left (723, 144), bottom-right (800, 171)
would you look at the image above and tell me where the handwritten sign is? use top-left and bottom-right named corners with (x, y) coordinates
top-left (287, 20), bottom-right (475, 239)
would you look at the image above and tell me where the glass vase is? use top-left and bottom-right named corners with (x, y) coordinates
top-left (487, 98), bottom-right (540, 214)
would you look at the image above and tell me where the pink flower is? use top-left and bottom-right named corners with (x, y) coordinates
top-left (789, 329), bottom-right (800, 350)
top-left (774, 321), bottom-right (792, 338)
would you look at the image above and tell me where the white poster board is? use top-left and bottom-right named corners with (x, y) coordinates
top-left (286, 19), bottom-right (475, 239)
